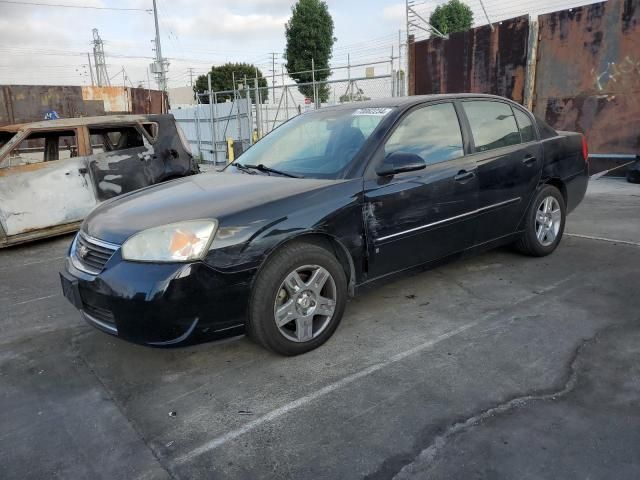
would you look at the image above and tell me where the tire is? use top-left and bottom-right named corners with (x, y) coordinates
top-left (514, 185), bottom-right (566, 257)
top-left (248, 240), bottom-right (348, 356)
top-left (627, 167), bottom-right (640, 184)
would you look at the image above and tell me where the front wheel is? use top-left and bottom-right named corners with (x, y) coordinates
top-left (514, 185), bottom-right (566, 257)
top-left (248, 241), bottom-right (347, 355)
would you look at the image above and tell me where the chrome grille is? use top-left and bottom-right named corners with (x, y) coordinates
top-left (71, 232), bottom-right (119, 275)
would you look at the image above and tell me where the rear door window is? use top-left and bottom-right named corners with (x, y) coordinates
top-left (463, 101), bottom-right (521, 152)
top-left (513, 108), bottom-right (536, 143)
top-left (89, 126), bottom-right (144, 154)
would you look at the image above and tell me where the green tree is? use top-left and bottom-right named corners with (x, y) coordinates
top-left (429, 0), bottom-right (473, 36)
top-left (284, 0), bottom-right (335, 103)
top-left (194, 63), bottom-right (268, 104)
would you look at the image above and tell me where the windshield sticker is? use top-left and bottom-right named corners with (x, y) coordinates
top-left (352, 108), bottom-right (393, 116)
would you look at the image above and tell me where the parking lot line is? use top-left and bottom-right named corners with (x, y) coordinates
top-left (174, 273), bottom-right (579, 466)
top-left (565, 233), bottom-right (640, 247)
top-left (175, 321), bottom-right (479, 465)
top-left (6, 293), bottom-right (59, 308)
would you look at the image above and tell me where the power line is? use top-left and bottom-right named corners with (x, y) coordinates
top-left (0, 0), bottom-right (151, 11)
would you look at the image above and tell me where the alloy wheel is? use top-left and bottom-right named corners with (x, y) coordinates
top-left (535, 196), bottom-right (561, 247)
top-left (273, 264), bottom-right (337, 342)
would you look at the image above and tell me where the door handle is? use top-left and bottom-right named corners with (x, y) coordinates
top-left (522, 155), bottom-right (537, 166)
top-left (454, 170), bottom-right (475, 182)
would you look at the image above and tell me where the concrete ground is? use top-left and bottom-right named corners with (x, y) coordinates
top-left (1, 178), bottom-right (639, 480)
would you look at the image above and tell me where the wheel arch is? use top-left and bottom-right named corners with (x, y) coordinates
top-left (518, 178), bottom-right (567, 232)
top-left (542, 177), bottom-right (568, 205)
top-left (254, 232), bottom-right (357, 297)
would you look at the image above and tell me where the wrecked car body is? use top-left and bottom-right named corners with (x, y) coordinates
top-left (0, 114), bottom-right (198, 247)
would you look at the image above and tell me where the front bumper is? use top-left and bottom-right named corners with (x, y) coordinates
top-left (61, 247), bottom-right (254, 345)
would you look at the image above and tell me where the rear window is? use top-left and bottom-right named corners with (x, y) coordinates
top-left (89, 126), bottom-right (144, 154)
top-left (141, 122), bottom-right (159, 140)
top-left (463, 101), bottom-right (521, 152)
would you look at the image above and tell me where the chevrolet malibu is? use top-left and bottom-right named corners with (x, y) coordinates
top-left (61, 95), bottom-right (588, 355)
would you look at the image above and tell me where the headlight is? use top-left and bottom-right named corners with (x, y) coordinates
top-left (121, 220), bottom-right (218, 262)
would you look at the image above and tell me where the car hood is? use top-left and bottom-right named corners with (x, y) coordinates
top-left (84, 171), bottom-right (341, 244)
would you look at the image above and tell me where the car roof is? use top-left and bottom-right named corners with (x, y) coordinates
top-left (321, 93), bottom-right (518, 111)
top-left (0, 114), bottom-right (166, 133)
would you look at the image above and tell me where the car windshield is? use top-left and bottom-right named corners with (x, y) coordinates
top-left (229, 107), bottom-right (394, 179)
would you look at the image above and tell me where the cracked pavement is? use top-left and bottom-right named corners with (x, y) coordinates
top-left (1, 178), bottom-right (639, 479)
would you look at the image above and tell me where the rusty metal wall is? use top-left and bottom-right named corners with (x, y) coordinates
top-left (81, 86), bottom-right (129, 113)
top-left (534, 0), bottom-right (640, 154)
top-left (130, 88), bottom-right (166, 114)
top-left (411, 16), bottom-right (530, 103)
top-left (0, 85), bottom-right (166, 126)
top-left (0, 86), bottom-right (104, 125)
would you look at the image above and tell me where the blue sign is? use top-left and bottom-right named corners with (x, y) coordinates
top-left (44, 110), bottom-right (60, 120)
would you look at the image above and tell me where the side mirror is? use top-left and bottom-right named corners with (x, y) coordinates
top-left (376, 152), bottom-right (426, 177)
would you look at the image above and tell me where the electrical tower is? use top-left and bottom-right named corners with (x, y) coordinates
top-left (92, 28), bottom-right (110, 87)
top-left (269, 52), bottom-right (278, 104)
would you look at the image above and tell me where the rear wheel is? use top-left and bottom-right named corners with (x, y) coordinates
top-left (627, 163), bottom-right (640, 184)
top-left (248, 241), bottom-right (347, 355)
top-left (514, 185), bottom-right (566, 257)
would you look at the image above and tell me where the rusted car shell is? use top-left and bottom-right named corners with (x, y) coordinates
top-left (0, 114), bottom-right (196, 247)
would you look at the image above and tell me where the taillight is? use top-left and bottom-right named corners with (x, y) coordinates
top-left (582, 135), bottom-right (589, 162)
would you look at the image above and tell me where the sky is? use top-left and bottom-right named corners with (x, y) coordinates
top-left (0, 0), bottom-right (598, 89)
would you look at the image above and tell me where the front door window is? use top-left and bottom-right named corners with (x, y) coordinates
top-left (4, 130), bottom-right (78, 168)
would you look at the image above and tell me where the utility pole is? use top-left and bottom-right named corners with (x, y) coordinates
top-left (391, 46), bottom-right (395, 97)
top-left (478, 0), bottom-right (495, 31)
top-left (398, 29), bottom-right (403, 96)
top-left (269, 52), bottom-right (278, 104)
top-left (188, 67), bottom-right (195, 87)
top-left (146, 67), bottom-right (152, 113)
top-left (87, 52), bottom-right (95, 86)
top-left (151, 0), bottom-right (168, 91)
top-left (92, 28), bottom-right (110, 86)
top-left (281, 64), bottom-right (285, 92)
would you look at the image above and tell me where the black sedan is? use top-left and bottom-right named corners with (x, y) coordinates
top-left (61, 94), bottom-right (589, 355)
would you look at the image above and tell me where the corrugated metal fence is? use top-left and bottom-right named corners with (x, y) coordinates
top-left (170, 101), bottom-right (250, 163)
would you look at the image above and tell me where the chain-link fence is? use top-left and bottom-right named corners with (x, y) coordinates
top-left (173, 61), bottom-right (406, 164)
top-left (253, 74), bottom-right (396, 136)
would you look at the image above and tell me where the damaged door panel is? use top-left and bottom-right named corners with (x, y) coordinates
top-left (87, 123), bottom-right (160, 200)
top-left (0, 114), bottom-right (197, 247)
